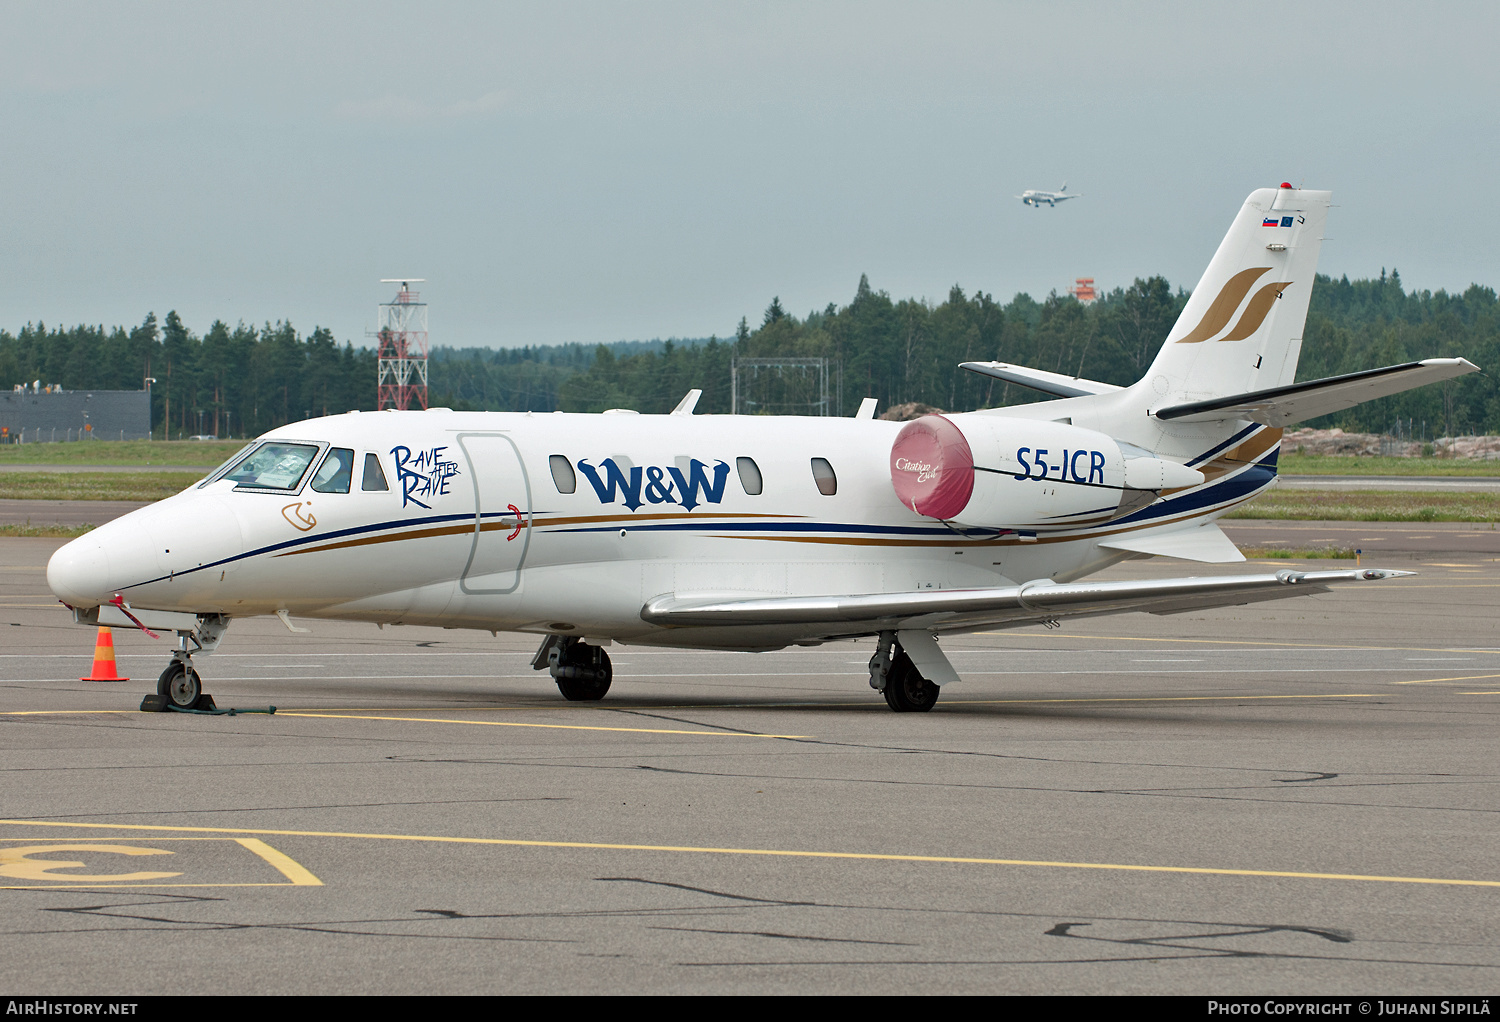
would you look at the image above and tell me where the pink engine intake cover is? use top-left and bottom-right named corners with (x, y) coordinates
top-left (889, 414), bottom-right (975, 519)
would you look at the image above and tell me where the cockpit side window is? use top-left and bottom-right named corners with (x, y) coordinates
top-left (226, 442), bottom-right (321, 491)
top-left (361, 452), bottom-right (390, 492)
top-left (311, 447), bottom-right (355, 493)
top-left (549, 455), bottom-right (577, 494)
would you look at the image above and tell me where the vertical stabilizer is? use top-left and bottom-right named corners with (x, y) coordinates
top-left (1145, 186), bottom-right (1330, 405)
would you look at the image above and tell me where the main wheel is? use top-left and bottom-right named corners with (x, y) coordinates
top-left (554, 644), bottom-right (612, 701)
top-left (157, 661), bottom-right (203, 709)
top-left (883, 652), bottom-right (939, 712)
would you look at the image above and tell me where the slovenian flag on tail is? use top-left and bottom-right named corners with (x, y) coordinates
top-left (1262, 217), bottom-right (1280, 227)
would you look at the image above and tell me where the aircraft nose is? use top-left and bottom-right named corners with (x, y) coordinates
top-left (47, 531), bottom-right (112, 608)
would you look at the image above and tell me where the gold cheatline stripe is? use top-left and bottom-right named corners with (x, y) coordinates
top-left (0, 819), bottom-right (1494, 889)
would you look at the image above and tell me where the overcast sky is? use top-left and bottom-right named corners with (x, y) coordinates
top-left (3, 1), bottom-right (1496, 349)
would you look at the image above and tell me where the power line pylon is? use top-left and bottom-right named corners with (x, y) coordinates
top-left (375, 279), bottom-right (428, 410)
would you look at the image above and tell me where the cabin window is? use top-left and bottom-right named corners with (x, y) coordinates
top-left (361, 453), bottom-right (389, 492)
top-left (550, 454), bottom-right (577, 494)
top-left (225, 442), bottom-right (320, 491)
top-left (736, 457), bottom-right (763, 495)
top-left (811, 457), bottom-right (837, 495)
top-left (311, 448), bottom-right (355, 493)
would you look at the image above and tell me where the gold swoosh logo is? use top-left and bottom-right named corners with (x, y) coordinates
top-left (1174, 267), bottom-right (1272, 343)
top-left (1219, 281), bottom-right (1293, 342)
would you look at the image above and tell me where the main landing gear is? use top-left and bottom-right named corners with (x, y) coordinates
top-left (869, 631), bottom-right (940, 712)
top-left (534, 636), bottom-right (613, 701)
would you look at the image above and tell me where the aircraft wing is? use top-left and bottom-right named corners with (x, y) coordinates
top-left (1153, 358), bottom-right (1479, 426)
top-left (960, 361), bottom-right (1123, 398)
top-left (641, 568), bottom-right (1411, 635)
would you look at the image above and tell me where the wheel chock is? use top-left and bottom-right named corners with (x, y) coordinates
top-left (138, 693), bottom-right (277, 716)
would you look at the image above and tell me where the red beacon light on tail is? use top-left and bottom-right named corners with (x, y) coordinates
top-left (1280, 182), bottom-right (1294, 189)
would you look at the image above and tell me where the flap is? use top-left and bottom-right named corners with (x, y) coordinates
top-left (641, 568), bottom-right (1410, 634)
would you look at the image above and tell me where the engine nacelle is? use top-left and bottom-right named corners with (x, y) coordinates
top-left (889, 414), bottom-right (1203, 531)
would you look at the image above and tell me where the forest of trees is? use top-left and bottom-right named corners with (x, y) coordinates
top-left (2, 269), bottom-right (1496, 438)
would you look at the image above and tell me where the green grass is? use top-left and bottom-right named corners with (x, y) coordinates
top-left (1238, 546), bottom-right (1357, 559)
top-left (0, 472), bottom-right (202, 502)
top-left (1227, 488), bottom-right (1500, 522)
top-left (0, 523), bottom-right (97, 538)
top-left (0, 439), bottom-right (244, 466)
top-left (1278, 453), bottom-right (1500, 476)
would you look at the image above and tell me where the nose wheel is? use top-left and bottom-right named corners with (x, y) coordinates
top-left (146, 654), bottom-right (215, 711)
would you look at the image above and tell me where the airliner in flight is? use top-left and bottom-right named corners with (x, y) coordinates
top-left (48, 184), bottom-right (1475, 712)
top-left (1018, 183), bottom-right (1080, 207)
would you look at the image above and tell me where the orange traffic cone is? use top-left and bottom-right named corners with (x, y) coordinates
top-left (81, 626), bottom-right (129, 683)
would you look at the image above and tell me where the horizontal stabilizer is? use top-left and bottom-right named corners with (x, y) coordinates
top-left (1098, 523), bottom-right (1245, 563)
top-left (1154, 358), bottom-right (1479, 426)
top-left (642, 568), bottom-right (1409, 634)
top-left (960, 361), bottom-right (1122, 399)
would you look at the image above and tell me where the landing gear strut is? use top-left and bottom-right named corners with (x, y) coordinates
top-left (539, 636), bottom-right (613, 701)
top-left (143, 620), bottom-right (229, 712)
top-left (869, 630), bottom-right (940, 713)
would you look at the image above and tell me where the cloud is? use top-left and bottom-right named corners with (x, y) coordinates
top-left (333, 89), bottom-right (510, 122)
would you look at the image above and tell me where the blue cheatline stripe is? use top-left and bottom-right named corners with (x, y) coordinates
top-left (551, 520), bottom-right (991, 538)
top-left (117, 509), bottom-right (501, 590)
top-left (1185, 423), bottom-right (1262, 467)
top-left (1109, 453), bottom-right (1277, 526)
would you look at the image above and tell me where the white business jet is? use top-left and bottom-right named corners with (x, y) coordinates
top-left (1018, 183), bottom-right (1080, 207)
top-left (48, 185), bottom-right (1477, 713)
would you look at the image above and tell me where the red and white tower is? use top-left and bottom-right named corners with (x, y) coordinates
top-left (375, 279), bottom-right (429, 410)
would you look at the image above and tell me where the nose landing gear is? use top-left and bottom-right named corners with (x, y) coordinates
top-left (155, 653), bottom-right (212, 711)
top-left (139, 619), bottom-right (229, 712)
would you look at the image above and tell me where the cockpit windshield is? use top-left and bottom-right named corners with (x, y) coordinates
top-left (200, 442), bottom-right (256, 486)
top-left (224, 442), bottom-right (322, 491)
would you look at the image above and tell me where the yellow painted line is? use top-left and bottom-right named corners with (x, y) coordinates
top-left (235, 838), bottom-right (323, 885)
top-left (1459, 691), bottom-right (1500, 695)
top-left (1392, 673), bottom-right (1500, 686)
top-left (0, 819), bottom-right (1494, 889)
top-left (948, 693), bottom-right (1380, 706)
top-left (0, 710), bottom-right (135, 716)
top-left (274, 710), bottom-right (809, 739)
top-left (0, 835), bottom-right (321, 888)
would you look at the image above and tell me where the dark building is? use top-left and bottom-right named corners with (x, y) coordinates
top-left (0, 388), bottom-right (151, 443)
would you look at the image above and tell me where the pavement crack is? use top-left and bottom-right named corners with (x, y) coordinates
top-left (650, 925), bottom-right (914, 946)
top-left (597, 877), bottom-right (817, 906)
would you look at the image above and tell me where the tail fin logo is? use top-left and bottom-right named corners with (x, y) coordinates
top-left (1174, 267), bottom-right (1291, 344)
